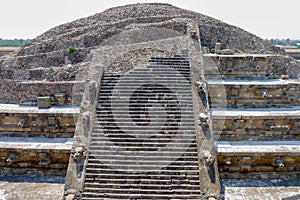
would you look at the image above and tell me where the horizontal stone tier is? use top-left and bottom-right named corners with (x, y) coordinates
top-left (0, 104), bottom-right (79, 137)
top-left (0, 80), bottom-right (84, 104)
top-left (0, 137), bottom-right (73, 175)
top-left (212, 108), bottom-right (300, 140)
top-left (216, 141), bottom-right (300, 174)
top-left (207, 80), bottom-right (300, 108)
top-left (203, 54), bottom-right (294, 80)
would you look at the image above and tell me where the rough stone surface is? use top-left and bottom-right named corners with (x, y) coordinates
top-left (0, 3), bottom-right (295, 81)
top-left (0, 175), bottom-right (64, 200)
top-left (222, 179), bottom-right (300, 200)
top-left (0, 80), bottom-right (84, 104)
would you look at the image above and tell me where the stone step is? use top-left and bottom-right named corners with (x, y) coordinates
top-left (87, 155), bottom-right (198, 161)
top-left (149, 62), bottom-right (190, 66)
top-left (84, 177), bottom-right (200, 184)
top-left (81, 192), bottom-right (201, 199)
top-left (150, 57), bottom-right (189, 60)
top-left (99, 86), bottom-right (192, 90)
top-left (86, 164), bottom-right (199, 170)
top-left (88, 150), bottom-right (198, 156)
top-left (85, 171), bottom-right (199, 177)
top-left (92, 130), bottom-right (196, 135)
top-left (83, 187), bottom-right (200, 194)
top-left (87, 161), bottom-right (198, 167)
top-left (90, 137), bottom-right (197, 143)
top-left (132, 68), bottom-right (190, 72)
top-left (89, 145), bottom-right (197, 151)
top-left (98, 89), bottom-right (193, 94)
top-left (84, 182), bottom-right (200, 189)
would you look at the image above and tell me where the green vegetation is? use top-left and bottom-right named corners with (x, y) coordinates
top-left (68, 46), bottom-right (76, 53)
top-left (49, 67), bottom-right (54, 72)
top-left (0, 39), bottom-right (29, 47)
top-left (268, 39), bottom-right (300, 48)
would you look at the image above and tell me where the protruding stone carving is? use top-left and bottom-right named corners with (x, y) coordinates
top-left (238, 156), bottom-right (252, 169)
top-left (273, 157), bottom-right (284, 168)
top-left (250, 60), bottom-right (261, 70)
top-left (199, 113), bottom-right (209, 126)
top-left (71, 146), bottom-right (87, 178)
top-left (17, 118), bottom-right (28, 128)
top-left (200, 150), bottom-right (215, 166)
top-left (196, 81), bottom-right (205, 90)
top-left (280, 74), bottom-right (289, 80)
top-left (38, 152), bottom-right (52, 165)
top-left (55, 92), bottom-right (66, 106)
top-left (64, 189), bottom-right (80, 200)
top-left (80, 100), bottom-right (90, 113)
top-left (266, 121), bottom-right (275, 130)
top-left (6, 154), bottom-right (16, 164)
top-left (82, 111), bottom-right (91, 138)
top-left (259, 89), bottom-right (268, 98)
top-left (82, 112), bottom-right (90, 126)
top-left (47, 117), bottom-right (59, 131)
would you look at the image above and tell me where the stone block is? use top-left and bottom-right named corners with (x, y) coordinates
top-left (55, 92), bottom-right (66, 106)
top-left (37, 96), bottom-right (51, 109)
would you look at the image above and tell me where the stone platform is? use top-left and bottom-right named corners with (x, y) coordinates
top-left (0, 174), bottom-right (64, 200)
top-left (222, 179), bottom-right (300, 200)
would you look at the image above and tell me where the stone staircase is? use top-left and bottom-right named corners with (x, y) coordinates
top-left (204, 53), bottom-right (300, 178)
top-left (82, 56), bottom-right (203, 199)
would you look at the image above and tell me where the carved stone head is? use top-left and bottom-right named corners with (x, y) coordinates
top-left (71, 146), bottom-right (87, 161)
top-left (201, 150), bottom-right (215, 166)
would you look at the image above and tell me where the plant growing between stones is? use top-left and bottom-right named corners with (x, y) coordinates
top-left (68, 46), bottom-right (76, 53)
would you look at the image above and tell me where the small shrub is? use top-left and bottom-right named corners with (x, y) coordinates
top-left (68, 46), bottom-right (76, 53)
top-left (49, 67), bottom-right (54, 72)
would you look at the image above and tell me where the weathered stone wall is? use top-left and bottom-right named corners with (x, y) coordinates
top-left (0, 149), bottom-right (70, 176)
top-left (204, 54), bottom-right (300, 79)
top-left (218, 153), bottom-right (300, 177)
top-left (213, 116), bottom-right (300, 141)
top-left (208, 82), bottom-right (300, 108)
top-left (0, 80), bottom-right (84, 104)
top-left (0, 113), bottom-right (78, 138)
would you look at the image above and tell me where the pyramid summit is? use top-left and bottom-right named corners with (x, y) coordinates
top-left (0, 3), bottom-right (299, 200)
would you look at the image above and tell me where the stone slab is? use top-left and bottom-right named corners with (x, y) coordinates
top-left (207, 79), bottom-right (300, 86)
top-left (0, 137), bottom-right (73, 151)
top-left (216, 141), bottom-right (300, 154)
top-left (212, 107), bottom-right (300, 118)
top-left (203, 54), bottom-right (269, 58)
top-left (0, 104), bottom-right (80, 114)
top-left (222, 179), bottom-right (300, 200)
top-left (0, 175), bottom-right (64, 200)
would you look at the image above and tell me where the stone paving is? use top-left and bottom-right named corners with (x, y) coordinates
top-left (222, 179), bottom-right (300, 200)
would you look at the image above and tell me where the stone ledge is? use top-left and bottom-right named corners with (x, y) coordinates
top-left (206, 79), bottom-right (300, 86)
top-left (0, 137), bottom-right (73, 151)
top-left (216, 141), bottom-right (300, 154)
top-left (0, 104), bottom-right (80, 114)
top-left (203, 53), bottom-right (269, 58)
top-left (212, 107), bottom-right (300, 118)
top-left (221, 178), bottom-right (300, 200)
